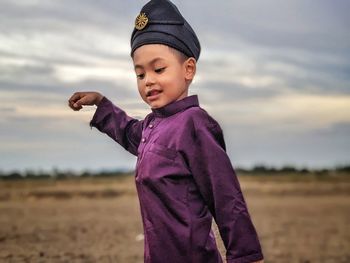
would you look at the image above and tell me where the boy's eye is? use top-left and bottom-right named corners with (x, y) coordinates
top-left (155, 67), bottom-right (165, 73)
top-left (136, 73), bottom-right (145, 79)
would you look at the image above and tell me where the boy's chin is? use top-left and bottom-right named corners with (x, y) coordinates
top-left (149, 102), bottom-right (163, 109)
top-left (148, 100), bottom-right (168, 109)
top-left (148, 96), bottom-right (187, 109)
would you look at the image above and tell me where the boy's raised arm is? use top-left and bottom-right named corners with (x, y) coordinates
top-left (89, 96), bottom-right (143, 156)
top-left (184, 113), bottom-right (264, 263)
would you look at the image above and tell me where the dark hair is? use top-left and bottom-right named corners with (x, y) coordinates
top-left (131, 44), bottom-right (190, 63)
top-left (167, 46), bottom-right (189, 63)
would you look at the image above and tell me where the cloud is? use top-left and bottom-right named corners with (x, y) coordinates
top-left (184, 0), bottom-right (350, 52)
top-left (0, 0), bottom-right (349, 171)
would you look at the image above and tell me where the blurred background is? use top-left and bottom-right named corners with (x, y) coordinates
top-left (1, 0), bottom-right (349, 174)
top-left (0, 1), bottom-right (349, 262)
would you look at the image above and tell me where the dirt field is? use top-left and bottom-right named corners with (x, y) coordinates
top-left (0, 174), bottom-right (349, 263)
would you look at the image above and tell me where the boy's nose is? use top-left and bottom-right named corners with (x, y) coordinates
top-left (145, 73), bottom-right (156, 87)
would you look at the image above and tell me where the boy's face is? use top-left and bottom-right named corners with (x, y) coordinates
top-left (133, 44), bottom-right (195, 109)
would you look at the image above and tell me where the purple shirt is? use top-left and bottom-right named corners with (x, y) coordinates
top-left (90, 95), bottom-right (264, 263)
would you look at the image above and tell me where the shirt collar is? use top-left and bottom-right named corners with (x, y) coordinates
top-left (151, 95), bottom-right (199, 118)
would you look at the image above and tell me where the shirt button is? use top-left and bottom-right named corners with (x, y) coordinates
top-left (149, 124), bottom-right (154, 128)
top-left (141, 138), bottom-right (146, 143)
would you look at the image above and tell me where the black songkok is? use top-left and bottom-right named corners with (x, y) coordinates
top-left (130, 0), bottom-right (201, 61)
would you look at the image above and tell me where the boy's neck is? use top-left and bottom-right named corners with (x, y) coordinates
top-left (151, 94), bottom-right (198, 118)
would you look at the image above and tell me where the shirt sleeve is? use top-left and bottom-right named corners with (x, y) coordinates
top-left (89, 96), bottom-right (143, 156)
top-left (185, 113), bottom-right (264, 263)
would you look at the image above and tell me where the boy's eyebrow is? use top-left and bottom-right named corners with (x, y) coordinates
top-left (134, 57), bottom-right (165, 69)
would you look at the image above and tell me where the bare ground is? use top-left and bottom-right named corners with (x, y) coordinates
top-left (0, 174), bottom-right (349, 263)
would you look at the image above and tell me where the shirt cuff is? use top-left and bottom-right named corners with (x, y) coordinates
top-left (226, 252), bottom-right (264, 263)
top-left (89, 96), bottom-right (109, 129)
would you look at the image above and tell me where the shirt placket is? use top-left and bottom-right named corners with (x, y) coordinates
top-left (136, 116), bottom-right (161, 169)
top-left (135, 116), bottom-right (161, 233)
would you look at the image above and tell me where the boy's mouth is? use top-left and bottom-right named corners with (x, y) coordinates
top-left (146, 89), bottom-right (162, 100)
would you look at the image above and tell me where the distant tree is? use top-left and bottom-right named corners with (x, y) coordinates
top-left (335, 165), bottom-right (350, 173)
top-left (252, 165), bottom-right (269, 173)
top-left (279, 166), bottom-right (297, 173)
top-left (24, 169), bottom-right (36, 178)
top-left (80, 171), bottom-right (92, 177)
top-left (6, 171), bottom-right (23, 180)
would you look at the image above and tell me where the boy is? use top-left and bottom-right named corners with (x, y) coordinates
top-left (68, 0), bottom-right (264, 262)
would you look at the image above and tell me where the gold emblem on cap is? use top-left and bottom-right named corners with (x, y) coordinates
top-left (135, 12), bottom-right (148, 30)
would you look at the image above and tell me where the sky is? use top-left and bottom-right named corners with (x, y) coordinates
top-left (1, 0), bottom-right (349, 173)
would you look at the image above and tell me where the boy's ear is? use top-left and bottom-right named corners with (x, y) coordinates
top-left (184, 57), bottom-right (196, 82)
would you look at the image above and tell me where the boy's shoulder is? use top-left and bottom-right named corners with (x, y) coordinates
top-left (181, 105), bottom-right (222, 133)
top-left (182, 105), bottom-right (226, 149)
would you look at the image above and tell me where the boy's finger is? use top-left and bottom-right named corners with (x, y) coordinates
top-left (69, 101), bottom-right (82, 111)
top-left (74, 97), bottom-right (87, 107)
top-left (74, 105), bottom-right (82, 111)
top-left (68, 99), bottom-right (76, 108)
top-left (68, 92), bottom-right (83, 103)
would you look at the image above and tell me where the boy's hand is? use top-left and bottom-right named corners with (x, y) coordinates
top-left (68, 91), bottom-right (104, 111)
